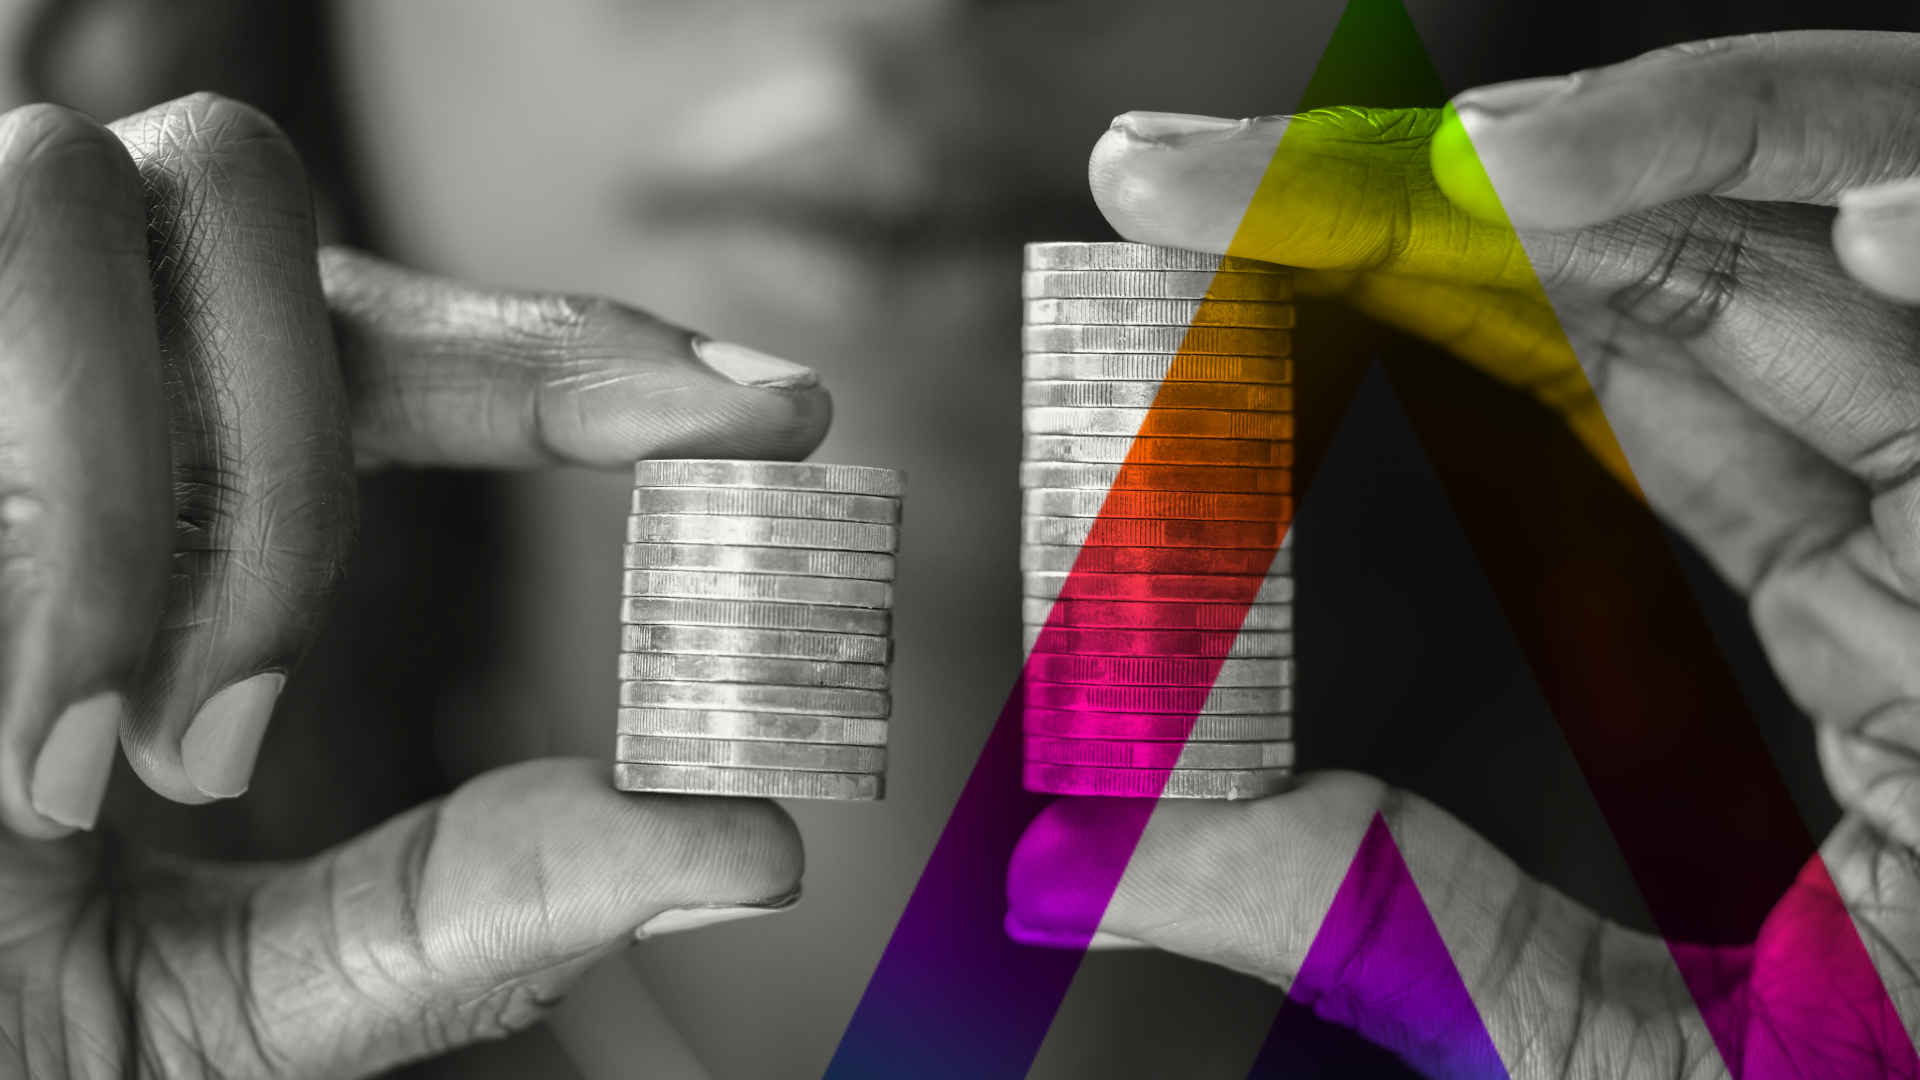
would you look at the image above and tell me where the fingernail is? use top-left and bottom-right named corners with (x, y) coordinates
top-left (1836, 178), bottom-right (1920, 304)
top-left (181, 672), bottom-right (284, 799)
top-left (30, 692), bottom-right (123, 830)
top-left (1112, 111), bottom-right (1247, 145)
top-left (635, 890), bottom-right (800, 940)
top-left (1452, 75), bottom-right (1578, 120)
top-left (1839, 177), bottom-right (1920, 222)
top-left (692, 339), bottom-right (818, 390)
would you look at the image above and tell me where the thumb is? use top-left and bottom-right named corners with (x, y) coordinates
top-left (1087, 109), bottom-right (1531, 289)
top-left (322, 247), bottom-right (833, 469)
top-left (1007, 773), bottom-right (1708, 1078)
top-left (1833, 178), bottom-right (1920, 305)
top-left (135, 758), bottom-right (802, 1077)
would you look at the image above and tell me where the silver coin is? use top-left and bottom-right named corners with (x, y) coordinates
top-left (628, 514), bottom-right (898, 553)
top-left (1019, 543), bottom-right (1293, 575)
top-left (1024, 735), bottom-right (1295, 770)
top-left (1026, 596), bottom-right (1294, 631)
top-left (1022, 242), bottom-right (1284, 273)
top-left (1023, 680), bottom-right (1292, 714)
top-left (622, 624), bottom-right (892, 664)
top-left (1022, 435), bottom-right (1291, 467)
top-left (615, 762), bottom-right (883, 801)
top-left (1018, 461), bottom-right (1292, 495)
top-left (1024, 407), bottom-right (1293, 441)
top-left (623, 569), bottom-right (892, 609)
top-left (1023, 653), bottom-right (1293, 688)
top-left (1022, 270), bottom-right (1292, 301)
top-left (1022, 761), bottom-right (1290, 800)
top-left (618, 735), bottom-right (886, 773)
top-left (618, 708), bottom-right (889, 744)
top-left (625, 543), bottom-right (895, 581)
top-left (1024, 298), bottom-right (1294, 329)
top-left (621, 597), bottom-right (891, 635)
top-left (1022, 705), bottom-right (1292, 726)
top-left (631, 486), bottom-right (900, 524)
top-left (1020, 516), bottom-right (1287, 549)
top-left (1022, 487), bottom-right (1293, 521)
top-left (635, 459), bottom-right (906, 497)
top-left (1023, 381), bottom-right (1292, 411)
top-left (1023, 625), bottom-right (1294, 658)
top-left (1022, 709), bottom-right (1292, 741)
top-left (1023, 353), bottom-right (1293, 383)
top-left (1021, 325), bottom-right (1291, 355)
top-left (619, 680), bottom-right (891, 718)
top-left (1023, 571), bottom-right (1294, 605)
top-left (618, 651), bottom-right (889, 690)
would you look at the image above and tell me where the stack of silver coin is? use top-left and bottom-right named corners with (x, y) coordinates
top-left (617, 459), bottom-right (906, 801)
top-left (1020, 241), bottom-right (1296, 801)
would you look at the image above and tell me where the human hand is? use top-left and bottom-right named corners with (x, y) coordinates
top-left (0, 93), bottom-right (822, 1076)
top-left (1009, 775), bottom-right (1916, 1079)
top-left (1088, 29), bottom-right (1920, 881)
top-left (1009, 29), bottom-right (1920, 1077)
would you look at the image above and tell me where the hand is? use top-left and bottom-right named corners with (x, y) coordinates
top-left (1008, 29), bottom-right (1920, 1077)
top-left (0, 94), bottom-right (822, 1076)
top-left (1009, 777), bottom-right (1914, 1079)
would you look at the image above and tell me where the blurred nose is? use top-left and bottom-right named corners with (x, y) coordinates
top-left (651, 51), bottom-right (936, 218)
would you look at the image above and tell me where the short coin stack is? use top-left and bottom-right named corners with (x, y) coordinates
top-left (1020, 241), bottom-right (1296, 801)
top-left (617, 459), bottom-right (906, 801)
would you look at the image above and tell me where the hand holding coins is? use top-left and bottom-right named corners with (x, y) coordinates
top-left (618, 460), bottom-right (906, 801)
top-left (1020, 242), bottom-right (1295, 801)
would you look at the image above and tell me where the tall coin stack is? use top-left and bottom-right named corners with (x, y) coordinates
top-left (1020, 242), bottom-right (1296, 801)
top-left (617, 459), bottom-right (906, 801)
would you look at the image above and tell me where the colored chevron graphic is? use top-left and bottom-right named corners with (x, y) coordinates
top-left (1247, 814), bottom-right (1509, 1080)
top-left (822, 1), bottom-right (1919, 1077)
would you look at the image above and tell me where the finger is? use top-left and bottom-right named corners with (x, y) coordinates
top-left (1007, 775), bottom-right (1711, 1079)
top-left (1089, 108), bottom-right (1533, 288)
top-left (1538, 293), bottom-right (1867, 589)
top-left (104, 94), bottom-right (356, 807)
top-left (1753, 527), bottom-right (1920, 846)
top-left (1521, 197), bottom-right (1920, 586)
top-left (1301, 270), bottom-right (1636, 487)
top-left (1833, 178), bottom-right (1920, 305)
top-left (322, 248), bottom-right (834, 469)
top-left (0, 105), bottom-right (171, 838)
top-left (1515, 195), bottom-right (1920, 850)
top-left (1093, 106), bottom-right (1920, 566)
top-left (1443, 31), bottom-right (1920, 231)
top-left (1333, 266), bottom-right (1873, 591)
top-left (121, 758), bottom-right (803, 1078)
top-left (1564, 321), bottom-right (1919, 844)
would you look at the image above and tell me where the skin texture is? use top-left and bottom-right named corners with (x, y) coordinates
top-left (4, 22), bottom-right (1918, 1078)
top-left (0, 103), bottom-right (171, 842)
top-left (106, 95), bottom-right (356, 806)
top-left (0, 94), bottom-right (825, 1077)
top-left (1007, 30), bottom-right (1920, 1079)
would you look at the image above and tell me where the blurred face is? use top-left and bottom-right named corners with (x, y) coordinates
top-left (334, 0), bottom-right (1340, 751)
top-left (338, 0), bottom-right (1331, 335)
top-left (334, 2), bottom-right (1337, 1074)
